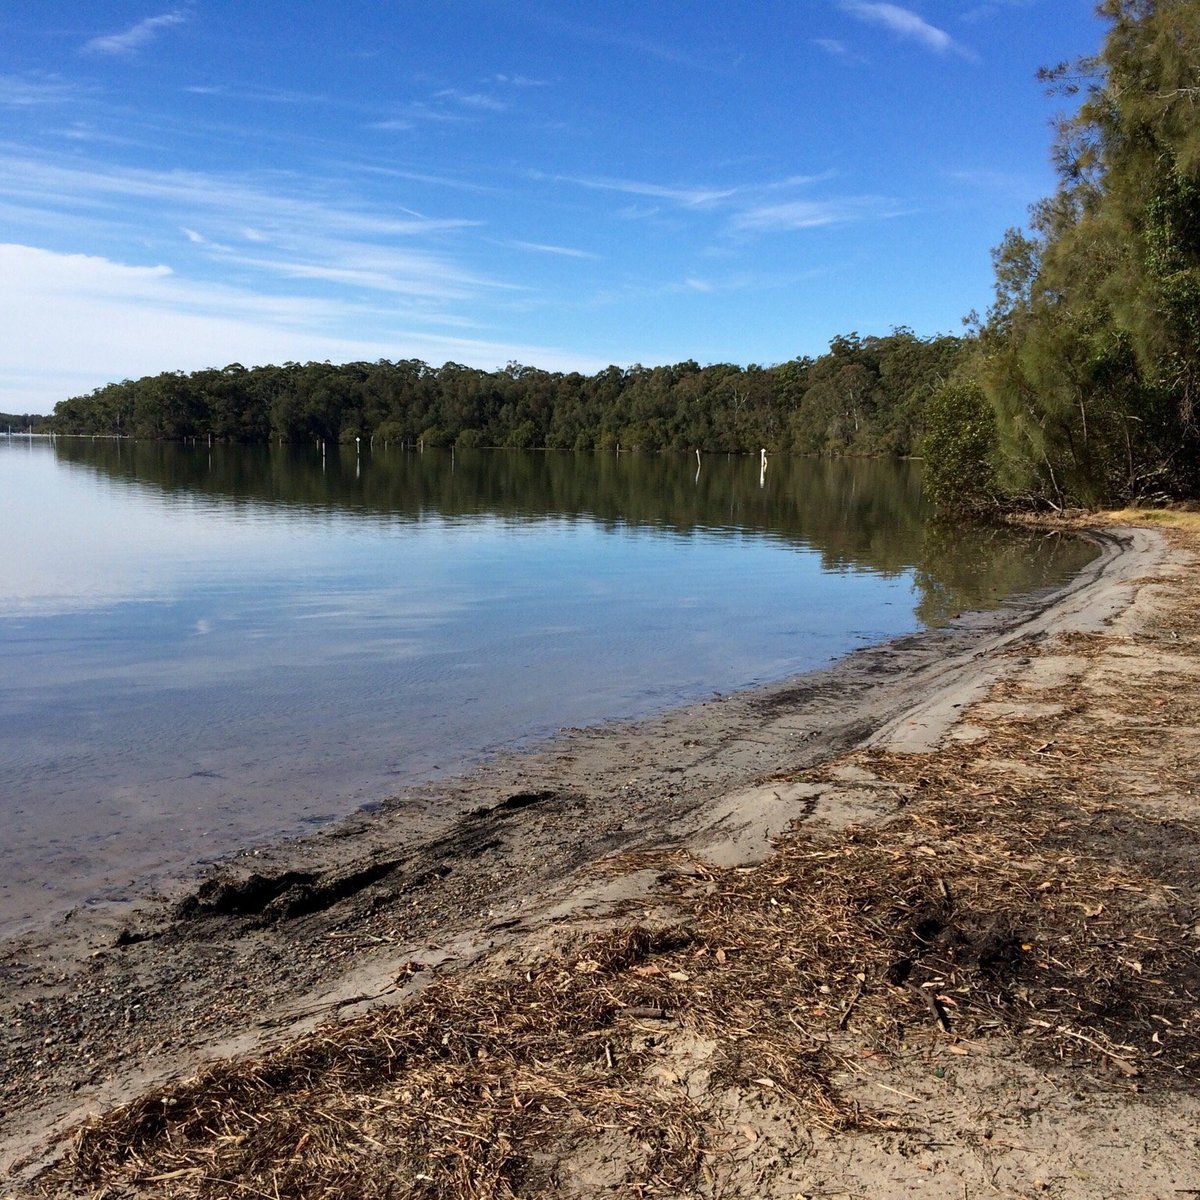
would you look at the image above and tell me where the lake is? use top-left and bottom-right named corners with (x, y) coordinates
top-left (0, 439), bottom-right (1095, 935)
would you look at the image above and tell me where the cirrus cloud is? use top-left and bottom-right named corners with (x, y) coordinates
top-left (839, 2), bottom-right (976, 59)
top-left (83, 10), bottom-right (189, 57)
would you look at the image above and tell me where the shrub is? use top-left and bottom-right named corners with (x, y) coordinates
top-left (921, 382), bottom-right (997, 513)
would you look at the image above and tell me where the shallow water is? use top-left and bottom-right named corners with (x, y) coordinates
top-left (0, 440), bottom-right (1095, 933)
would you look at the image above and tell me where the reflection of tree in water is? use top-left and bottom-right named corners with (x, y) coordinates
top-left (56, 441), bottom-right (1095, 628)
top-left (912, 522), bottom-right (1095, 628)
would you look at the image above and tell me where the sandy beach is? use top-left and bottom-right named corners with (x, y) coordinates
top-left (4, 515), bottom-right (1199, 1198)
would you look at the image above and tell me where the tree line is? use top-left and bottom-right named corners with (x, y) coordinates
top-left (1, 412), bottom-right (51, 433)
top-left (48, 329), bottom-right (964, 459)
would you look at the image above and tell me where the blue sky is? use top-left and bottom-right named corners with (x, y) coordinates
top-left (2, 1), bottom-right (1101, 413)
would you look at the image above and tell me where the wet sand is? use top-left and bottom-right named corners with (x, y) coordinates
top-left (0, 523), bottom-right (1178, 1191)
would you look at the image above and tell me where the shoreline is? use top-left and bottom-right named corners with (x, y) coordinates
top-left (2, 446), bottom-right (1096, 946)
top-left (1, 521), bottom-right (1189, 1192)
top-left (0, 525), bottom-right (1122, 945)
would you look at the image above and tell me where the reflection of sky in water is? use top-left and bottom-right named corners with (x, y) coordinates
top-left (0, 442), bottom-right (1076, 935)
top-left (2, 446), bottom-right (909, 703)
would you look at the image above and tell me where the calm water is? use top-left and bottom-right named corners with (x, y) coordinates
top-left (0, 439), bottom-right (1095, 933)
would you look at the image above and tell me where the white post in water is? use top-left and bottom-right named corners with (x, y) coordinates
top-left (760, 447), bottom-right (767, 488)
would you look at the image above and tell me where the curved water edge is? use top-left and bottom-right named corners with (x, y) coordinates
top-left (0, 442), bottom-right (1099, 940)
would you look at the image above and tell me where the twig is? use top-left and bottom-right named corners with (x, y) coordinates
top-left (838, 979), bottom-right (865, 1030)
top-left (905, 980), bottom-right (950, 1033)
top-left (873, 1082), bottom-right (925, 1103)
top-left (1058, 1028), bottom-right (1141, 1077)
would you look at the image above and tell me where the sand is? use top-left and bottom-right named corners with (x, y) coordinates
top-left (3, 517), bottom-right (1198, 1197)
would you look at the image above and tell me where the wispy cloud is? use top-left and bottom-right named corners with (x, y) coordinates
top-left (366, 85), bottom-right (511, 132)
top-left (761, 171), bottom-right (840, 191)
top-left (0, 151), bottom-right (501, 317)
top-left (546, 173), bottom-right (736, 208)
top-left (507, 240), bottom-right (598, 260)
top-left (543, 168), bottom-right (889, 240)
top-left (490, 74), bottom-right (552, 88)
top-left (730, 195), bottom-right (903, 233)
top-left (0, 154), bottom-right (478, 241)
top-left (811, 38), bottom-right (869, 66)
top-left (83, 9), bottom-right (189, 57)
top-left (584, 264), bottom-right (830, 310)
top-left (217, 245), bottom-right (509, 302)
top-left (367, 102), bottom-right (471, 130)
top-left (185, 83), bottom-right (327, 105)
top-left (943, 166), bottom-right (1043, 199)
top-left (814, 37), bottom-right (852, 57)
top-left (54, 122), bottom-right (150, 148)
top-left (0, 73), bottom-right (78, 107)
top-left (616, 204), bottom-right (663, 222)
top-left (960, 0), bottom-right (1037, 23)
top-left (538, 16), bottom-right (711, 71)
top-left (342, 163), bottom-right (500, 195)
top-left (839, 2), bottom-right (975, 59)
top-left (435, 89), bottom-right (507, 113)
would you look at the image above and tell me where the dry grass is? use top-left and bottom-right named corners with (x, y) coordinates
top-left (1102, 508), bottom-right (1200, 533)
top-left (36, 526), bottom-right (1200, 1199)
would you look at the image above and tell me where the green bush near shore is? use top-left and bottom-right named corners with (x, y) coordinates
top-left (921, 382), bottom-right (998, 515)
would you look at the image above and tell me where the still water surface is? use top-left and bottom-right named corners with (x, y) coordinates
top-left (0, 440), bottom-right (1095, 933)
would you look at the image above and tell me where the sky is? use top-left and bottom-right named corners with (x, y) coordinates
top-left (1, 1), bottom-right (1104, 414)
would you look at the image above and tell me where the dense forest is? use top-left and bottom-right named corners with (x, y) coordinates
top-left (46, 2), bottom-right (1200, 510)
top-left (47, 330), bottom-right (964, 458)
